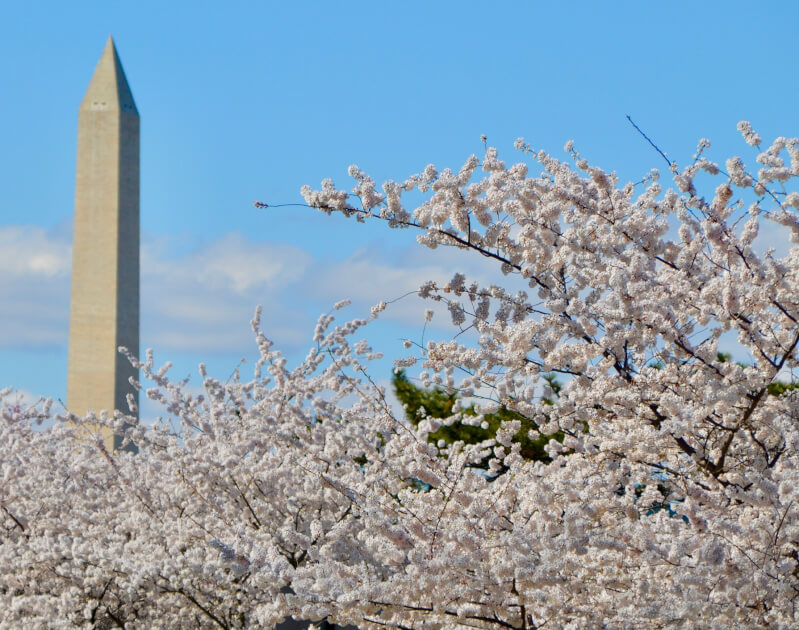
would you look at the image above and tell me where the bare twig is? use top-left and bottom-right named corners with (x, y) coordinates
top-left (626, 115), bottom-right (673, 168)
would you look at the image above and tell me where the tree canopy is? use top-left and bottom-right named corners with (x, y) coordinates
top-left (4, 123), bottom-right (799, 628)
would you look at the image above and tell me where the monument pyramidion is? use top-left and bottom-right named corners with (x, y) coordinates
top-left (66, 36), bottom-right (139, 451)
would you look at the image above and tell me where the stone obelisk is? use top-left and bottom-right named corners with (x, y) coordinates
top-left (67, 36), bottom-right (139, 451)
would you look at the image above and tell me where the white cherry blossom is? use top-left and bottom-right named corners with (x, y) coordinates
top-left (3, 124), bottom-right (799, 628)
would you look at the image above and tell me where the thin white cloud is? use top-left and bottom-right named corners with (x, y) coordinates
top-left (141, 232), bottom-right (313, 352)
top-left (0, 225), bottom-right (71, 348)
top-left (753, 216), bottom-right (795, 259)
top-left (143, 232), bottom-right (311, 293)
top-left (0, 225), bottom-right (71, 278)
top-left (0, 225), bottom-right (317, 353)
top-left (0, 225), bottom-right (501, 360)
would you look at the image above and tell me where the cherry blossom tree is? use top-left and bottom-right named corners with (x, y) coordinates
top-left (3, 122), bottom-right (799, 628)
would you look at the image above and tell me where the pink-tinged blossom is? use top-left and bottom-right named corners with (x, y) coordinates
top-left (738, 120), bottom-right (762, 147)
top-left (3, 126), bottom-right (799, 628)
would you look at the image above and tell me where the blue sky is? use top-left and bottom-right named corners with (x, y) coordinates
top-left (2, 2), bottom-right (798, 413)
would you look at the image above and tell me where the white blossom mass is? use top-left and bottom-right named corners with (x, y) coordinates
top-left (3, 125), bottom-right (799, 628)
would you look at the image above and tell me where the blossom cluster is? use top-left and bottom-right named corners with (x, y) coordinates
top-left (3, 124), bottom-right (799, 628)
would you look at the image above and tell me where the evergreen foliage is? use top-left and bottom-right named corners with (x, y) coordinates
top-left (392, 370), bottom-right (561, 463)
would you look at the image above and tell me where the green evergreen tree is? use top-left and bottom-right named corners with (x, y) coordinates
top-left (392, 370), bottom-right (560, 464)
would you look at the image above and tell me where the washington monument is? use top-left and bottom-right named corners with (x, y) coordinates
top-left (66, 36), bottom-right (139, 450)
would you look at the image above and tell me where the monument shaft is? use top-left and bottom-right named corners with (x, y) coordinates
top-left (67, 37), bottom-right (139, 450)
